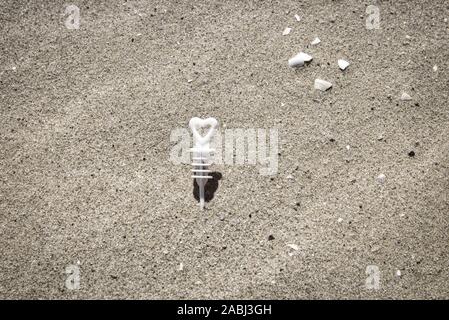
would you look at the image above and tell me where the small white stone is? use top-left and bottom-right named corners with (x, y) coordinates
top-left (311, 37), bottom-right (321, 45)
top-left (286, 174), bottom-right (294, 180)
top-left (346, 145), bottom-right (351, 150)
top-left (12, 66), bottom-right (16, 71)
top-left (287, 243), bottom-right (299, 251)
top-left (177, 263), bottom-right (184, 271)
top-left (337, 217), bottom-right (343, 223)
top-left (376, 173), bottom-right (386, 184)
top-left (294, 14), bottom-right (301, 22)
top-left (401, 92), bottom-right (412, 101)
top-left (405, 35), bottom-right (411, 39)
top-left (187, 79), bottom-right (193, 83)
top-left (433, 65), bottom-right (438, 72)
top-left (399, 213), bottom-right (405, 217)
top-left (314, 79), bottom-right (332, 91)
top-left (396, 270), bottom-right (402, 277)
top-left (338, 59), bottom-right (350, 70)
top-left (288, 52), bottom-right (313, 67)
top-left (282, 27), bottom-right (292, 35)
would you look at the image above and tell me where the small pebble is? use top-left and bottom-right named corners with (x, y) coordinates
top-left (396, 270), bottom-right (402, 277)
top-left (408, 151), bottom-right (415, 157)
top-left (268, 235), bottom-right (275, 241)
top-left (337, 217), bottom-right (343, 223)
top-left (286, 174), bottom-right (294, 180)
top-left (294, 14), bottom-right (301, 22)
top-left (433, 65), bottom-right (438, 72)
top-left (177, 263), bottom-right (184, 271)
top-left (287, 243), bottom-right (299, 251)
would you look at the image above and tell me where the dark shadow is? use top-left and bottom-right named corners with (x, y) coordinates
top-left (193, 172), bottom-right (222, 203)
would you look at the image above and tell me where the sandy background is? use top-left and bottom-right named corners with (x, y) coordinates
top-left (0, 0), bottom-right (448, 299)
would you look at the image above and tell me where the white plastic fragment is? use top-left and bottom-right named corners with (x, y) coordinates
top-left (376, 173), bottom-right (386, 184)
top-left (282, 27), bottom-right (292, 35)
top-left (314, 79), bottom-right (332, 91)
top-left (294, 14), bottom-right (301, 22)
top-left (288, 52), bottom-right (313, 67)
top-left (311, 37), bottom-right (321, 45)
top-left (338, 59), bottom-right (350, 70)
top-left (400, 92), bottom-right (412, 101)
top-left (287, 244), bottom-right (299, 251)
top-left (189, 117), bottom-right (218, 209)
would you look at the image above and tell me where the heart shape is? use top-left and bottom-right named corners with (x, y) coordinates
top-left (189, 117), bottom-right (218, 145)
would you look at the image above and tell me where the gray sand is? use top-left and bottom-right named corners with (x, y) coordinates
top-left (0, 0), bottom-right (448, 299)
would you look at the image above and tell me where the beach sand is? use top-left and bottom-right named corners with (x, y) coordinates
top-left (0, 0), bottom-right (448, 299)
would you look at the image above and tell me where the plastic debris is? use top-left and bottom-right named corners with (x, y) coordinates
top-left (288, 52), bottom-right (312, 67)
top-left (311, 37), bottom-right (321, 45)
top-left (282, 27), bottom-right (292, 35)
top-left (189, 117), bottom-right (218, 209)
top-left (338, 59), bottom-right (350, 70)
top-left (314, 79), bottom-right (332, 91)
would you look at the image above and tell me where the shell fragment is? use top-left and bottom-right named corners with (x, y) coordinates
top-left (314, 79), bottom-right (332, 91)
top-left (401, 92), bottom-right (412, 101)
top-left (282, 27), bottom-right (292, 35)
top-left (311, 37), bottom-right (321, 45)
top-left (338, 59), bottom-right (350, 70)
top-left (288, 52), bottom-right (313, 67)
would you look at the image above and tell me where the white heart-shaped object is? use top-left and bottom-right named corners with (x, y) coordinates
top-left (189, 117), bottom-right (218, 145)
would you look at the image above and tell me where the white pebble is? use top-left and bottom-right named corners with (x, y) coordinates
top-left (337, 217), bottom-right (343, 223)
top-left (311, 37), bottom-right (321, 45)
top-left (314, 79), bottom-right (332, 91)
top-left (177, 262), bottom-right (184, 271)
top-left (294, 14), bottom-right (301, 22)
top-left (282, 27), bottom-right (292, 35)
top-left (346, 145), bottom-right (351, 150)
top-left (396, 270), bottom-right (402, 277)
top-left (288, 52), bottom-right (313, 67)
top-left (286, 174), bottom-right (294, 180)
top-left (433, 65), bottom-right (438, 72)
top-left (338, 59), bottom-right (350, 70)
